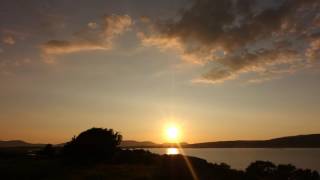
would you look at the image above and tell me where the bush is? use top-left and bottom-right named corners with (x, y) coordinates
top-left (62, 128), bottom-right (122, 162)
top-left (37, 144), bottom-right (55, 157)
top-left (245, 161), bottom-right (320, 180)
top-left (246, 161), bottom-right (276, 179)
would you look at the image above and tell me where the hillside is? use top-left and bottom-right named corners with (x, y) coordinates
top-left (186, 134), bottom-right (320, 148)
top-left (0, 140), bottom-right (44, 148)
top-left (120, 140), bottom-right (157, 147)
top-left (1, 134), bottom-right (320, 148)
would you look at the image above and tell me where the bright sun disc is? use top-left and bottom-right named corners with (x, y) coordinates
top-left (166, 126), bottom-right (179, 141)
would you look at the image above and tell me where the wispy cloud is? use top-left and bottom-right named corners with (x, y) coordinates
top-left (42, 40), bottom-right (107, 55)
top-left (2, 34), bottom-right (15, 45)
top-left (41, 14), bottom-right (132, 63)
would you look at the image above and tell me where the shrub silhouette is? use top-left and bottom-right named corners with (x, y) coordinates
top-left (113, 149), bottom-right (159, 164)
top-left (275, 164), bottom-right (296, 179)
top-left (38, 144), bottom-right (55, 157)
top-left (246, 161), bottom-right (276, 179)
top-left (62, 127), bottom-right (122, 162)
top-left (245, 161), bottom-right (320, 180)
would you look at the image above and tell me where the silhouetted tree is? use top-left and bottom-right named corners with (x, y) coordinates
top-left (62, 127), bottom-right (122, 162)
top-left (290, 169), bottom-right (320, 180)
top-left (37, 144), bottom-right (55, 157)
top-left (245, 161), bottom-right (320, 180)
top-left (275, 164), bottom-right (296, 179)
top-left (246, 161), bottom-right (276, 180)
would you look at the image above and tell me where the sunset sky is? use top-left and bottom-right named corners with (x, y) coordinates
top-left (1, 0), bottom-right (320, 144)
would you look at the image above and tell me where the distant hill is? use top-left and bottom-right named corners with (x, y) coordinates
top-left (0, 140), bottom-right (44, 148)
top-left (0, 140), bottom-right (159, 148)
top-left (1, 134), bottom-right (320, 148)
top-left (186, 134), bottom-right (320, 148)
top-left (120, 140), bottom-right (157, 147)
top-left (120, 134), bottom-right (320, 148)
top-left (120, 141), bottom-right (189, 148)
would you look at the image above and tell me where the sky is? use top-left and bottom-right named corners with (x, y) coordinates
top-left (0, 0), bottom-right (320, 144)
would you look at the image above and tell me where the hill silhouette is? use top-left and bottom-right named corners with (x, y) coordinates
top-left (0, 140), bottom-right (44, 147)
top-left (1, 134), bottom-right (320, 148)
top-left (186, 134), bottom-right (320, 148)
top-left (120, 134), bottom-right (320, 148)
top-left (120, 140), bottom-right (157, 147)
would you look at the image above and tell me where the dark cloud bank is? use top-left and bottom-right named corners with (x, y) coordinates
top-left (141, 0), bottom-right (320, 83)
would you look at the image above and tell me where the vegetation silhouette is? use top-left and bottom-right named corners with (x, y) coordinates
top-left (62, 127), bottom-right (122, 162)
top-left (37, 144), bottom-right (55, 157)
top-left (0, 127), bottom-right (319, 179)
top-left (245, 161), bottom-right (320, 180)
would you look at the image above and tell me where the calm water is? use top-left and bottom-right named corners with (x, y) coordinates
top-left (145, 148), bottom-right (320, 171)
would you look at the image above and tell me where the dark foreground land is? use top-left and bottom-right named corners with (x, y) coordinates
top-left (1, 147), bottom-right (319, 180)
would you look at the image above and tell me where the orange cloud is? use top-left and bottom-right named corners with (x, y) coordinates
top-left (42, 40), bottom-right (107, 55)
top-left (306, 37), bottom-right (320, 62)
top-left (103, 14), bottom-right (132, 42)
top-left (2, 35), bottom-right (15, 45)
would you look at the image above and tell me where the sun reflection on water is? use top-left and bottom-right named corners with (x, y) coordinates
top-left (166, 148), bottom-right (179, 155)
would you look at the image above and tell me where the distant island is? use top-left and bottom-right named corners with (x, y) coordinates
top-left (122, 134), bottom-right (320, 148)
top-left (2, 134), bottom-right (320, 148)
top-left (184, 134), bottom-right (320, 148)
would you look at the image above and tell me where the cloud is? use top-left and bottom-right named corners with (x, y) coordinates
top-left (139, 0), bottom-right (320, 84)
top-left (103, 14), bottom-right (132, 42)
top-left (2, 34), bottom-right (15, 45)
top-left (306, 35), bottom-right (320, 62)
top-left (42, 40), bottom-right (107, 55)
top-left (41, 14), bottom-right (132, 63)
top-left (87, 22), bottom-right (98, 29)
top-left (192, 69), bottom-right (237, 84)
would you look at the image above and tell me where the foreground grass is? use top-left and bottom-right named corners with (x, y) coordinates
top-left (1, 148), bottom-right (319, 180)
top-left (1, 157), bottom-right (156, 180)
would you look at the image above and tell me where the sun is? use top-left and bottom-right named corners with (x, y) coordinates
top-left (165, 125), bottom-right (180, 142)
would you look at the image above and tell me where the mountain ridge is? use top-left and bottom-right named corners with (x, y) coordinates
top-left (1, 134), bottom-right (320, 148)
top-left (186, 134), bottom-right (320, 148)
top-left (0, 140), bottom-right (45, 147)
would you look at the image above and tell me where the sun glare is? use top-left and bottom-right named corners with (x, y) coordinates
top-left (166, 148), bottom-right (179, 155)
top-left (166, 125), bottom-right (179, 142)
